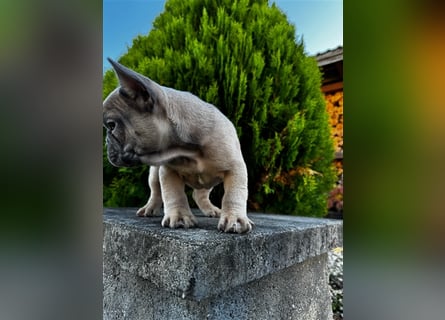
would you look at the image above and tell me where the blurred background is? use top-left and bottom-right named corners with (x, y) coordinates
top-left (0, 0), bottom-right (103, 319)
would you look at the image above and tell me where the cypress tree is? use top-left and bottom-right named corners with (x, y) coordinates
top-left (103, 0), bottom-right (336, 217)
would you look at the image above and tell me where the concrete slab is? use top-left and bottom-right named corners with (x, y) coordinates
top-left (103, 208), bottom-right (342, 301)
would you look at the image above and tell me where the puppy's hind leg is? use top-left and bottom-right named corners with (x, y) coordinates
top-left (192, 188), bottom-right (221, 217)
top-left (137, 166), bottom-right (163, 217)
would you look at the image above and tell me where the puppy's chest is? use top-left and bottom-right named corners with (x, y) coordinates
top-left (166, 157), bottom-right (224, 189)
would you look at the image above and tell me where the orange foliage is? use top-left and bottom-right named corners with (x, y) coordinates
top-left (325, 90), bottom-right (343, 182)
top-left (272, 166), bottom-right (322, 187)
top-left (333, 159), bottom-right (343, 176)
top-left (325, 90), bottom-right (343, 154)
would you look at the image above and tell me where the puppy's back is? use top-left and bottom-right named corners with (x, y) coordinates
top-left (162, 86), bottom-right (237, 142)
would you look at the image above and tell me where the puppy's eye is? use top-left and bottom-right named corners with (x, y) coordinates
top-left (106, 121), bottom-right (116, 131)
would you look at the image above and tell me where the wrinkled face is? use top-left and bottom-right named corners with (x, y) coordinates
top-left (103, 88), bottom-right (169, 167)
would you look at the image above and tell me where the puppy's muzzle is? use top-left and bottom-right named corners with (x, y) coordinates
top-left (106, 134), bottom-right (140, 167)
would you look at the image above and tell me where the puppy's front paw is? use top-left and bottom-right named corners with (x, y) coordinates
top-left (162, 208), bottom-right (197, 229)
top-left (217, 213), bottom-right (254, 234)
top-left (136, 199), bottom-right (162, 217)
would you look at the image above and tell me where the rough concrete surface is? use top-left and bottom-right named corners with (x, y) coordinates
top-left (103, 208), bottom-right (342, 319)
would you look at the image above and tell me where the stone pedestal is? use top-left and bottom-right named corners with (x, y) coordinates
top-left (103, 208), bottom-right (342, 320)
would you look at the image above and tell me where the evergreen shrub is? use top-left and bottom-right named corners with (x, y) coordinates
top-left (103, 0), bottom-right (336, 217)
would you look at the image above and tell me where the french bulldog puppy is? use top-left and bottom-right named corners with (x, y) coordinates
top-left (103, 58), bottom-right (253, 233)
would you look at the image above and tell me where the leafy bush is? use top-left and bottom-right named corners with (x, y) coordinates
top-left (103, 0), bottom-right (336, 216)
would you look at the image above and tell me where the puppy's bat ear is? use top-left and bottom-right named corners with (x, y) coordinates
top-left (107, 58), bottom-right (148, 99)
top-left (108, 58), bottom-right (164, 112)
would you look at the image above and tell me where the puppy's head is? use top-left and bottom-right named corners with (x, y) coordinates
top-left (103, 58), bottom-right (170, 167)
